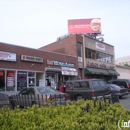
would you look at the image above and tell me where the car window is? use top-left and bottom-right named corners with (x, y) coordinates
top-left (98, 80), bottom-right (107, 87)
top-left (19, 88), bottom-right (28, 95)
top-left (19, 88), bottom-right (35, 95)
top-left (27, 88), bottom-right (35, 95)
top-left (80, 81), bottom-right (90, 89)
top-left (66, 82), bottom-right (73, 89)
top-left (37, 87), bottom-right (57, 94)
top-left (109, 84), bottom-right (120, 90)
top-left (74, 82), bottom-right (80, 88)
top-left (92, 81), bottom-right (100, 87)
top-left (112, 81), bottom-right (119, 85)
top-left (119, 81), bottom-right (126, 86)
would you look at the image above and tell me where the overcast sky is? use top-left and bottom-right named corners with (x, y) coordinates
top-left (0, 0), bottom-right (130, 59)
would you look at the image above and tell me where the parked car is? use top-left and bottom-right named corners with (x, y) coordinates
top-left (65, 79), bottom-right (111, 100)
top-left (107, 84), bottom-right (129, 98)
top-left (9, 86), bottom-right (70, 108)
top-left (108, 79), bottom-right (130, 92)
top-left (0, 93), bottom-right (11, 109)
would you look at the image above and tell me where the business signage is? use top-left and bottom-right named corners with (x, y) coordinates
top-left (96, 42), bottom-right (105, 51)
top-left (86, 61), bottom-right (114, 70)
top-left (68, 18), bottom-right (101, 34)
top-left (21, 55), bottom-right (43, 63)
top-left (0, 51), bottom-right (16, 62)
top-left (47, 60), bottom-right (75, 68)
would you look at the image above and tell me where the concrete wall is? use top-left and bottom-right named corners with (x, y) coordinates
top-left (116, 65), bottom-right (130, 79)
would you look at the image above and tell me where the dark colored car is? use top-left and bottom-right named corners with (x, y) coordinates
top-left (10, 86), bottom-right (70, 108)
top-left (0, 93), bottom-right (11, 109)
top-left (65, 79), bottom-right (111, 100)
top-left (107, 84), bottom-right (129, 98)
top-left (108, 79), bottom-right (130, 92)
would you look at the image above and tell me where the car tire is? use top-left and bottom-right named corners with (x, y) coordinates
top-left (119, 96), bottom-right (122, 99)
top-left (76, 95), bottom-right (83, 101)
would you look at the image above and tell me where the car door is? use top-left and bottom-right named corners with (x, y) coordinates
top-left (76, 81), bottom-right (92, 99)
top-left (92, 80), bottom-right (110, 97)
top-left (18, 88), bottom-right (35, 107)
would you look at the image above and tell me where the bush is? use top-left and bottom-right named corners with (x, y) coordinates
top-left (0, 100), bottom-right (129, 130)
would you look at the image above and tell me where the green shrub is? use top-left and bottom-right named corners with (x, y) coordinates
top-left (0, 100), bottom-right (129, 130)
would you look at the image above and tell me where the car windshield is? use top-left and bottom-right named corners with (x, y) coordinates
top-left (37, 87), bottom-right (59, 94)
top-left (109, 84), bottom-right (120, 89)
top-left (92, 80), bottom-right (108, 90)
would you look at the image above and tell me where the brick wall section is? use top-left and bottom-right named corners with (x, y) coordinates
top-left (0, 42), bottom-right (77, 71)
top-left (39, 34), bottom-right (83, 57)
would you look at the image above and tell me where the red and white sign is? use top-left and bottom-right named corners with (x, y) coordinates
top-left (96, 42), bottom-right (105, 51)
top-left (61, 67), bottom-right (78, 76)
top-left (0, 51), bottom-right (16, 62)
top-left (68, 18), bottom-right (101, 34)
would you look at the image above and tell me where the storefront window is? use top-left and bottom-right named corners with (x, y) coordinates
top-left (36, 72), bottom-right (44, 86)
top-left (0, 70), bottom-right (5, 91)
top-left (85, 48), bottom-right (113, 63)
top-left (64, 76), bottom-right (69, 82)
top-left (6, 71), bottom-right (15, 91)
top-left (17, 71), bottom-right (27, 91)
top-left (28, 71), bottom-right (35, 87)
top-left (46, 72), bottom-right (55, 87)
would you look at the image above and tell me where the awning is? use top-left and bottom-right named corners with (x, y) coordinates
top-left (107, 70), bottom-right (120, 76)
top-left (62, 67), bottom-right (78, 76)
top-left (84, 68), bottom-right (109, 75)
top-left (45, 67), bottom-right (61, 72)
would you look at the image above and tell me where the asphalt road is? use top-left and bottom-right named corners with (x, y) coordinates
top-left (119, 94), bottom-right (130, 109)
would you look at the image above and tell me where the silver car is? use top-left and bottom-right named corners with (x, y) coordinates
top-left (10, 86), bottom-right (70, 108)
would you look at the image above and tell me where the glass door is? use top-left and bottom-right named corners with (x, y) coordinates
top-left (28, 72), bottom-right (35, 87)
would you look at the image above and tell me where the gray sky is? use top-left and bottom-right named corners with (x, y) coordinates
top-left (0, 0), bottom-right (130, 59)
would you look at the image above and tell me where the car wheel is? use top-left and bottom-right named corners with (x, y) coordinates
top-left (119, 96), bottom-right (122, 99)
top-left (76, 95), bottom-right (83, 101)
top-left (31, 101), bottom-right (37, 106)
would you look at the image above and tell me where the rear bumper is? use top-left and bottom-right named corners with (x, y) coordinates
top-left (92, 94), bottom-right (111, 100)
top-left (114, 92), bottom-right (129, 97)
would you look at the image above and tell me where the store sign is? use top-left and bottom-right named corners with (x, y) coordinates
top-left (47, 60), bottom-right (75, 68)
top-left (78, 57), bottom-right (83, 62)
top-left (96, 42), bottom-right (105, 51)
top-left (86, 61), bottom-right (114, 70)
top-left (61, 67), bottom-right (78, 76)
top-left (21, 55), bottom-right (43, 63)
top-left (0, 51), bottom-right (16, 62)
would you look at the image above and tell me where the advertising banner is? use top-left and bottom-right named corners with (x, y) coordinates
top-left (68, 18), bottom-right (101, 34)
top-left (0, 51), bottom-right (16, 62)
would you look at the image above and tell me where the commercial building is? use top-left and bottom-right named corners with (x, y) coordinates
top-left (116, 56), bottom-right (130, 66)
top-left (0, 42), bottom-right (78, 95)
top-left (39, 34), bottom-right (119, 82)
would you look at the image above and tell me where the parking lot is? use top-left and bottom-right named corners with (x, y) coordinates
top-left (119, 94), bottom-right (130, 109)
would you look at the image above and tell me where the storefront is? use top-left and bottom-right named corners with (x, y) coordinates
top-left (0, 42), bottom-right (78, 95)
top-left (45, 60), bottom-right (78, 89)
top-left (84, 59), bottom-right (120, 82)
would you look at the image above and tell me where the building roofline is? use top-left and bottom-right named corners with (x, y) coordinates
top-left (0, 42), bottom-right (77, 58)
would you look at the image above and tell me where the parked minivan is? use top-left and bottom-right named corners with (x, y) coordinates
top-left (65, 79), bottom-right (111, 100)
top-left (108, 79), bottom-right (130, 92)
